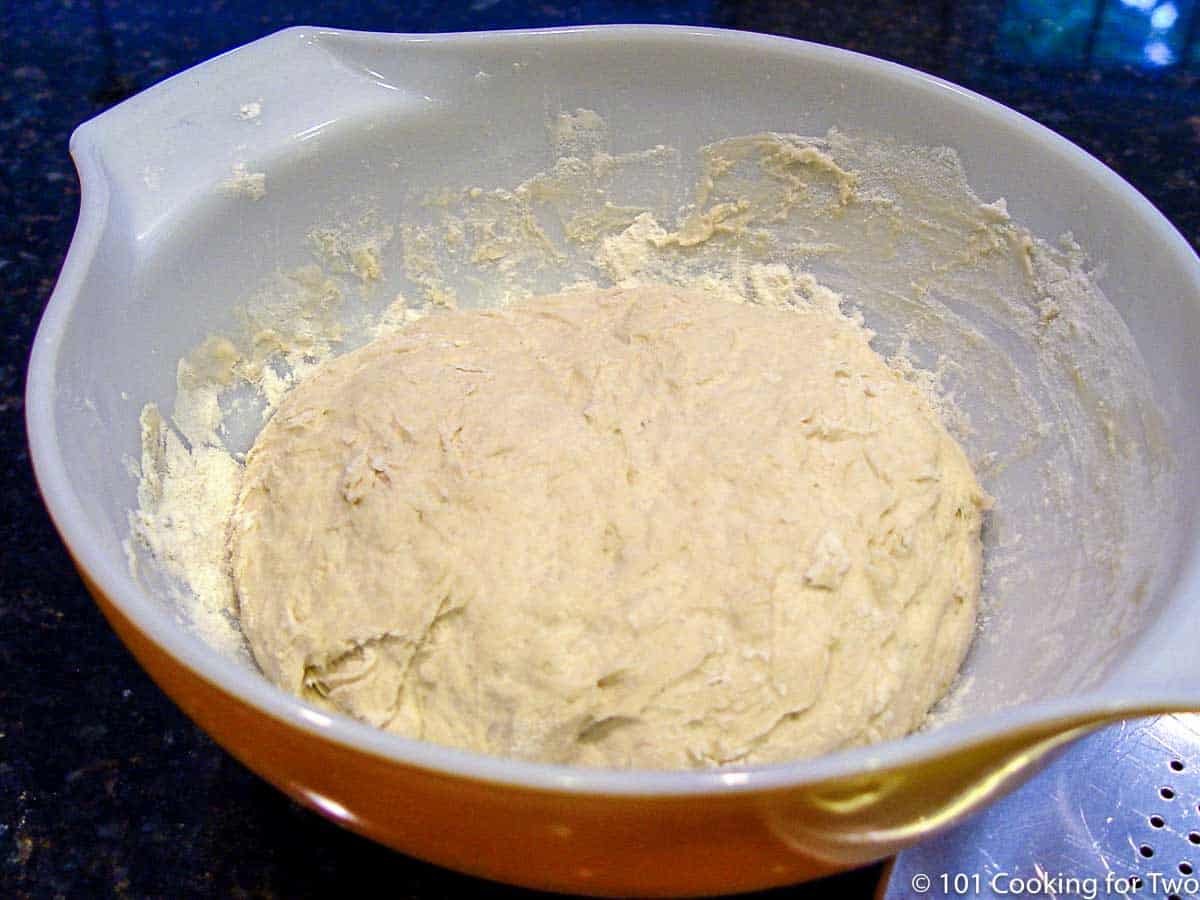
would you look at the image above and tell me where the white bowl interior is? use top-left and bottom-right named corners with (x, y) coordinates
top-left (34, 27), bottom-right (1200, 778)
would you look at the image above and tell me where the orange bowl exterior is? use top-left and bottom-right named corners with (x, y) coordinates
top-left (77, 555), bottom-right (1134, 896)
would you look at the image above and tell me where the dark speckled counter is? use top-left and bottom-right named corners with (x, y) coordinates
top-left (2, 1), bottom-right (1196, 896)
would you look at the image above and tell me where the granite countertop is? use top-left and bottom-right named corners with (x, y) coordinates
top-left (2, 1), bottom-right (1197, 896)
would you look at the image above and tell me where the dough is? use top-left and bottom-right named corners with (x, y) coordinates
top-left (231, 285), bottom-right (989, 768)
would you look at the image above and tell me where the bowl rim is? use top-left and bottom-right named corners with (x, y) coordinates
top-left (26, 22), bottom-right (1200, 798)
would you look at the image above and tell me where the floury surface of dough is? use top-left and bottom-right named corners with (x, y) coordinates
top-left (231, 285), bottom-right (989, 769)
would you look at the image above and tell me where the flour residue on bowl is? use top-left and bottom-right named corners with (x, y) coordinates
top-left (125, 110), bottom-right (1173, 728)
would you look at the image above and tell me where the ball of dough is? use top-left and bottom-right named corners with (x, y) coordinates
top-left (231, 285), bottom-right (989, 768)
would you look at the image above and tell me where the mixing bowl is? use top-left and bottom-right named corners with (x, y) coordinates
top-left (26, 25), bottom-right (1200, 896)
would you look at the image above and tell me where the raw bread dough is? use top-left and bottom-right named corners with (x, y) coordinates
top-left (231, 285), bottom-right (989, 768)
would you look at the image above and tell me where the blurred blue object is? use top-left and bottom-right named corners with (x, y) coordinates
top-left (997, 0), bottom-right (1197, 68)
